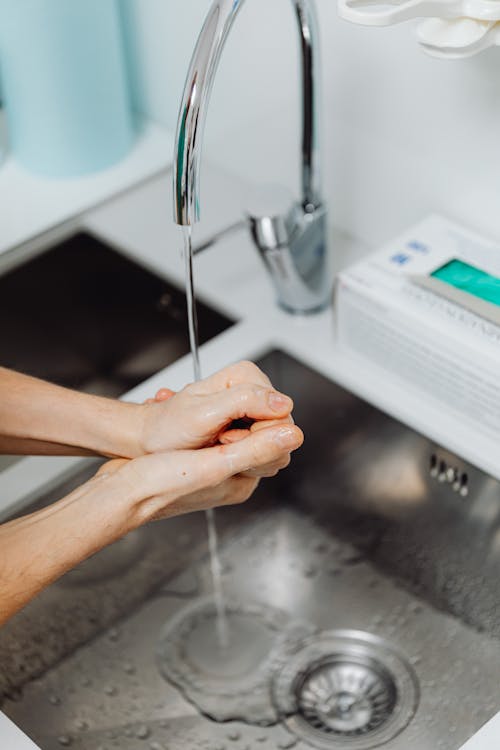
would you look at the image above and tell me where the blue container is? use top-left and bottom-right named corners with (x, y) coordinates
top-left (0, 0), bottom-right (134, 178)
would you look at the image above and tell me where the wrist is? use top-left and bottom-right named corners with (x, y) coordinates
top-left (83, 398), bottom-right (145, 460)
top-left (100, 459), bottom-right (159, 529)
top-left (82, 468), bottom-right (144, 536)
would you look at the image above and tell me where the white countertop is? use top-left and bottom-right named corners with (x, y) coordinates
top-left (0, 113), bottom-right (173, 257)
top-left (1, 165), bottom-right (499, 750)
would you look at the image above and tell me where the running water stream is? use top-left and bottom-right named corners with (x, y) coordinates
top-left (182, 226), bottom-right (229, 648)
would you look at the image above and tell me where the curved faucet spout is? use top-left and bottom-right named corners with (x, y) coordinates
top-left (174, 0), bottom-right (330, 314)
top-left (174, 0), bottom-right (322, 226)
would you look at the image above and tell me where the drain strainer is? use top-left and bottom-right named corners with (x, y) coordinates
top-left (272, 630), bottom-right (419, 750)
top-left (297, 656), bottom-right (396, 735)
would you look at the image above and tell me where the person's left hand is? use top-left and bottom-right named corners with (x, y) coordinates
top-left (96, 419), bottom-right (301, 523)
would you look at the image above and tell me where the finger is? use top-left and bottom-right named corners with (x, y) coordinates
top-left (220, 475), bottom-right (260, 505)
top-left (250, 415), bottom-right (295, 432)
top-left (211, 424), bottom-right (304, 482)
top-left (155, 388), bottom-right (176, 402)
top-left (121, 426), bottom-right (302, 518)
top-left (241, 452), bottom-right (291, 478)
top-left (192, 360), bottom-right (273, 395)
top-left (198, 385), bottom-right (294, 438)
top-left (219, 415), bottom-right (294, 445)
top-left (219, 428), bottom-right (250, 445)
top-left (149, 476), bottom-right (258, 521)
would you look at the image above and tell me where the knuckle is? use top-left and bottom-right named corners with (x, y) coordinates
top-left (280, 454), bottom-right (292, 470)
top-left (235, 478), bottom-right (258, 504)
top-left (239, 360), bottom-right (259, 375)
top-left (218, 444), bottom-right (239, 478)
top-left (237, 360), bottom-right (271, 385)
top-left (250, 438), bottom-right (268, 469)
top-left (234, 383), bottom-right (265, 409)
top-left (182, 382), bottom-right (196, 396)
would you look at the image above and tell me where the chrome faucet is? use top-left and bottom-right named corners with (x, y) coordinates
top-left (173, 0), bottom-right (330, 314)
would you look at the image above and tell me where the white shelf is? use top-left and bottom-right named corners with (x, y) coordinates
top-left (0, 114), bottom-right (174, 255)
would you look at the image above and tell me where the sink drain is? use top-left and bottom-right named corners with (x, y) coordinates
top-left (297, 656), bottom-right (396, 735)
top-left (272, 630), bottom-right (419, 750)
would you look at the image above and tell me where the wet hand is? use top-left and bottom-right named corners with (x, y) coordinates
top-left (98, 420), bottom-right (304, 524)
top-left (139, 361), bottom-right (295, 456)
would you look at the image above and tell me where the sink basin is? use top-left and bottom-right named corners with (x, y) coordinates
top-left (0, 231), bottom-right (233, 397)
top-left (1, 350), bottom-right (499, 750)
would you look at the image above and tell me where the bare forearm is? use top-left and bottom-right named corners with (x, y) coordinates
top-left (0, 436), bottom-right (95, 457)
top-left (0, 367), bottom-right (143, 458)
top-left (0, 473), bottom-right (137, 626)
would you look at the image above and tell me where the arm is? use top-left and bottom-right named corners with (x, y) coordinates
top-left (0, 421), bottom-right (303, 626)
top-left (0, 360), bottom-right (290, 459)
top-left (0, 471), bottom-right (135, 622)
top-left (0, 367), bottom-right (143, 458)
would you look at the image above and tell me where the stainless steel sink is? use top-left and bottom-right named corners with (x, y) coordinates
top-left (2, 350), bottom-right (499, 750)
top-left (0, 231), bottom-right (233, 397)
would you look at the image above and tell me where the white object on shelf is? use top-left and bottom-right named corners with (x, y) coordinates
top-left (417, 16), bottom-right (500, 57)
top-left (335, 214), bottom-right (500, 444)
top-left (338, 0), bottom-right (500, 57)
top-left (0, 113), bottom-right (173, 256)
top-left (338, 0), bottom-right (500, 26)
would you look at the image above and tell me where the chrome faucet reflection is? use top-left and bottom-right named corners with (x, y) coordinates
top-left (173, 0), bottom-right (330, 314)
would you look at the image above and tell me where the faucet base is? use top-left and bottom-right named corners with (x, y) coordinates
top-left (250, 203), bottom-right (332, 315)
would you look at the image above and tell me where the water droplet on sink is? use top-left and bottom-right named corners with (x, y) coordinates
top-left (227, 730), bottom-right (240, 741)
top-left (278, 739), bottom-right (297, 749)
top-left (108, 627), bottom-right (121, 642)
top-left (149, 742), bottom-right (164, 750)
top-left (74, 719), bottom-right (89, 731)
top-left (104, 685), bottom-right (118, 696)
top-left (57, 735), bottom-right (72, 747)
top-left (302, 565), bottom-right (317, 579)
top-left (136, 725), bottom-right (151, 740)
top-left (49, 694), bottom-right (61, 706)
top-left (328, 567), bottom-right (342, 577)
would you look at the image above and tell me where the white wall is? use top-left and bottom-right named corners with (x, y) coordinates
top-left (121, 0), bottom-right (500, 250)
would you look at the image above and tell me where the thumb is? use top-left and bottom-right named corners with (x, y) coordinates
top-left (210, 423), bottom-right (303, 481)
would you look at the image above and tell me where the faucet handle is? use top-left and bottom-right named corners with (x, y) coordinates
top-left (245, 184), bottom-right (297, 251)
top-left (245, 184), bottom-right (330, 314)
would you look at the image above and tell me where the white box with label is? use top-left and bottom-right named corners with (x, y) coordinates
top-left (334, 215), bottom-right (500, 439)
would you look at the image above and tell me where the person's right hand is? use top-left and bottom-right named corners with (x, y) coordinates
top-left (98, 419), bottom-right (303, 525)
